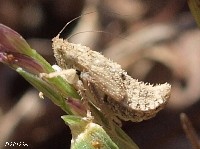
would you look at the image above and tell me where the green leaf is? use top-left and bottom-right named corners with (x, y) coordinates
top-left (0, 23), bottom-right (81, 113)
top-left (89, 103), bottom-right (139, 149)
top-left (62, 115), bottom-right (119, 149)
top-left (17, 68), bottom-right (73, 114)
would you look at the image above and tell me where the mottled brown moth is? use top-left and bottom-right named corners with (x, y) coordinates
top-left (51, 35), bottom-right (171, 122)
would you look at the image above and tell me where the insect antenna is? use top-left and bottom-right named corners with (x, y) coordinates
top-left (57, 10), bottom-right (131, 38)
top-left (57, 11), bottom-right (97, 37)
top-left (67, 30), bottom-right (132, 44)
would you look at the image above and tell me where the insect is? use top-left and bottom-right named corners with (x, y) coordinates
top-left (51, 34), bottom-right (171, 122)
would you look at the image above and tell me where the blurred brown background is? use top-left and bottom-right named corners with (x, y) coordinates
top-left (0, 0), bottom-right (200, 149)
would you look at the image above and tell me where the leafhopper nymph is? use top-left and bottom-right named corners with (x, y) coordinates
top-left (51, 35), bottom-right (171, 122)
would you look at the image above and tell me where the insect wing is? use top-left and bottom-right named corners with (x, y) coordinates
top-left (52, 37), bottom-right (126, 101)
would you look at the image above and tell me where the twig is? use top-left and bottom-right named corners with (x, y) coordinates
top-left (180, 113), bottom-right (200, 149)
